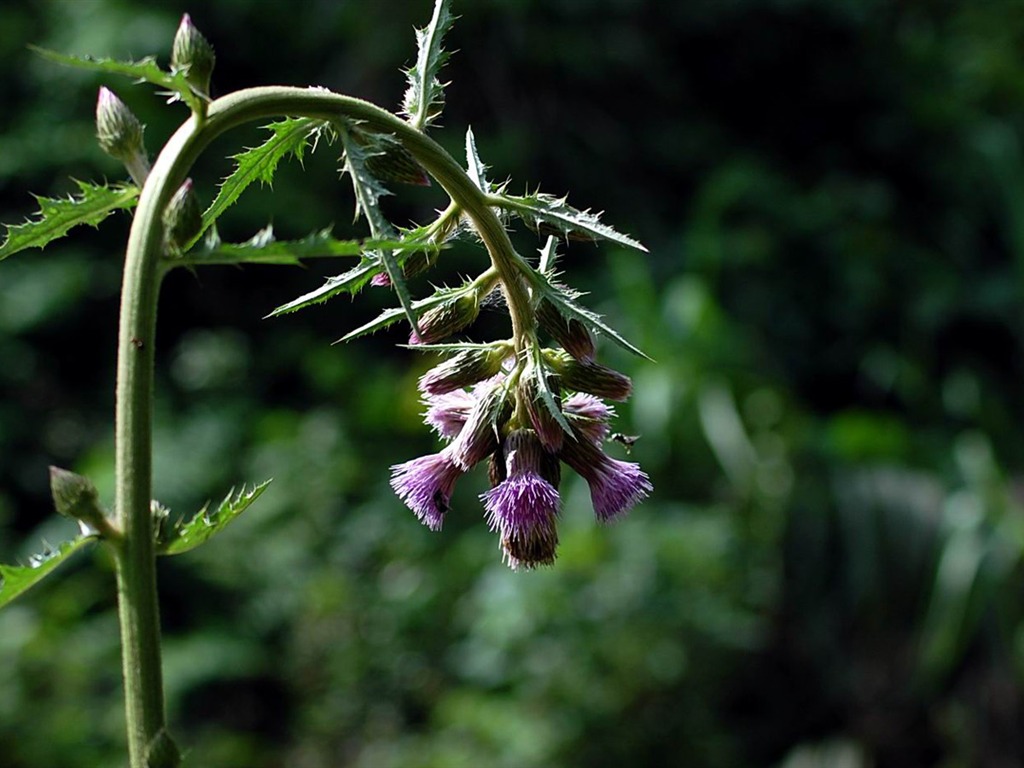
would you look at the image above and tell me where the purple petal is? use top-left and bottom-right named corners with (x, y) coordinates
top-left (389, 449), bottom-right (463, 530)
top-left (423, 390), bottom-right (475, 438)
top-left (560, 432), bottom-right (652, 521)
top-left (563, 393), bottom-right (615, 444)
top-left (482, 472), bottom-right (560, 570)
top-left (586, 458), bottom-right (652, 522)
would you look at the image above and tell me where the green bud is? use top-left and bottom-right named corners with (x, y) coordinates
top-left (448, 379), bottom-right (513, 470)
top-left (418, 344), bottom-right (510, 395)
top-left (96, 87), bottom-right (149, 184)
top-left (411, 291), bottom-right (481, 344)
top-left (518, 365), bottom-right (565, 452)
top-left (146, 728), bottom-right (182, 768)
top-left (162, 178), bottom-right (202, 254)
top-left (543, 349), bottom-right (632, 401)
top-left (537, 299), bottom-right (595, 361)
top-left (364, 135), bottom-right (431, 187)
top-left (171, 13), bottom-right (215, 98)
top-left (49, 466), bottom-right (112, 534)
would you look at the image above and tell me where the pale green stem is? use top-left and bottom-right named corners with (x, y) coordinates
top-left (114, 86), bottom-right (534, 768)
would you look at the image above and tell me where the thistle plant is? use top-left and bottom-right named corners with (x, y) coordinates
top-left (0, 3), bottom-right (651, 766)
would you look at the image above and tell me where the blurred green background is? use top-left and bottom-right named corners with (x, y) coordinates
top-left (3, 0), bottom-right (1024, 766)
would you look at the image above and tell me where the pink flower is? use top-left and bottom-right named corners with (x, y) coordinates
top-left (481, 430), bottom-right (561, 569)
top-left (560, 427), bottom-right (652, 522)
top-left (389, 449), bottom-right (464, 530)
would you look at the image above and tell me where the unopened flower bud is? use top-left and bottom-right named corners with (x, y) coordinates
top-left (537, 300), bottom-right (595, 361)
top-left (371, 251), bottom-right (438, 287)
top-left (563, 392), bottom-right (615, 444)
top-left (96, 87), bottom-right (149, 184)
top-left (410, 291), bottom-right (481, 344)
top-left (172, 13), bottom-right (215, 98)
top-left (162, 178), bottom-right (202, 254)
top-left (448, 380), bottom-right (512, 470)
top-left (418, 345), bottom-right (510, 395)
top-left (482, 429), bottom-right (561, 570)
top-left (365, 140), bottom-right (431, 187)
top-left (50, 466), bottom-right (109, 534)
top-left (518, 366), bottom-right (566, 452)
top-left (544, 349), bottom-right (632, 401)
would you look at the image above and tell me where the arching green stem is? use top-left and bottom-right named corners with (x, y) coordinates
top-left (114, 86), bottom-right (534, 768)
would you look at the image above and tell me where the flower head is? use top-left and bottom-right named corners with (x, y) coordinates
top-left (537, 299), bottom-right (595, 361)
top-left (448, 379), bottom-right (510, 470)
top-left (389, 449), bottom-right (464, 530)
top-left (560, 428), bottom-right (652, 522)
top-left (95, 87), bottom-right (149, 184)
top-left (423, 389), bottom-right (475, 438)
top-left (172, 13), bottom-right (216, 97)
top-left (482, 430), bottom-right (561, 569)
top-left (563, 392), bottom-right (615, 444)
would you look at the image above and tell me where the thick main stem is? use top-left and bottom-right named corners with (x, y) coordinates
top-left (114, 86), bottom-right (529, 768)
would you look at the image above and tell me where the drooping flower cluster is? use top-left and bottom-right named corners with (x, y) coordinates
top-left (389, 299), bottom-right (652, 570)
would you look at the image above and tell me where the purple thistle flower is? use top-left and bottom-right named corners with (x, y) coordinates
top-left (560, 428), bottom-right (652, 522)
top-left (423, 389), bottom-right (475, 438)
top-left (371, 272), bottom-right (392, 287)
top-left (482, 430), bottom-right (561, 569)
top-left (563, 392), bottom-right (615, 444)
top-left (389, 448), bottom-right (464, 531)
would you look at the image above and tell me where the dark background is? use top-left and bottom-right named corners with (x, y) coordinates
top-left (2, 0), bottom-right (1024, 766)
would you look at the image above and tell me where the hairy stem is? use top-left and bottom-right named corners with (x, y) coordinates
top-left (115, 85), bottom-right (529, 768)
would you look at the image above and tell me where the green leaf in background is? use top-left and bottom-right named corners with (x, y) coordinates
top-left (493, 191), bottom-right (648, 252)
top-left (158, 482), bottom-right (271, 556)
top-left (198, 118), bottom-right (323, 246)
top-left (0, 180), bottom-right (139, 260)
top-left (0, 535), bottom-right (97, 610)
top-left (402, 0), bottom-right (455, 131)
top-left (30, 47), bottom-right (205, 114)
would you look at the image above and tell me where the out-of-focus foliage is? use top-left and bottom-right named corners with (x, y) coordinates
top-left (3, 0), bottom-right (1024, 766)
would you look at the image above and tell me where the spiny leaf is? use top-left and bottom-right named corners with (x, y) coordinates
top-left (184, 225), bottom-right (425, 268)
top-left (465, 126), bottom-right (491, 192)
top-left (268, 262), bottom-right (380, 317)
top-left (529, 343), bottom-right (573, 433)
top-left (338, 123), bottom-right (422, 338)
top-left (159, 481), bottom-right (271, 556)
top-left (0, 535), bottom-right (97, 610)
top-left (403, 0), bottom-right (455, 131)
top-left (0, 180), bottom-right (139, 260)
top-left (31, 47), bottom-right (204, 114)
top-left (265, 226), bottom-right (443, 316)
top-left (198, 118), bottom-right (322, 246)
top-left (532, 271), bottom-right (651, 360)
top-left (494, 191), bottom-right (648, 252)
